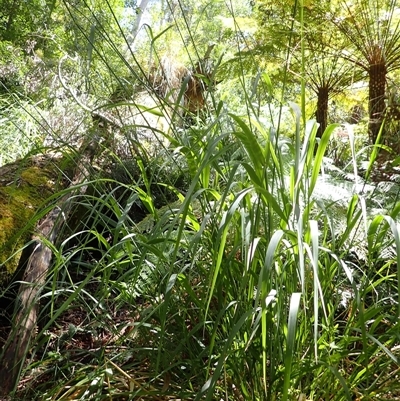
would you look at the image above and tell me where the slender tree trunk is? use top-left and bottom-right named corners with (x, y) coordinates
top-left (131, 0), bottom-right (150, 39)
top-left (368, 46), bottom-right (387, 144)
top-left (316, 86), bottom-right (329, 138)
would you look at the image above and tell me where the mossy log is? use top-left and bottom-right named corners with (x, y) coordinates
top-left (0, 206), bottom-right (64, 394)
top-left (0, 143), bottom-right (96, 395)
top-left (0, 107), bottom-right (151, 395)
top-left (0, 155), bottom-right (70, 279)
top-left (0, 154), bottom-right (74, 395)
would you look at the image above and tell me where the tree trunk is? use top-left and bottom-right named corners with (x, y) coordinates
top-left (131, 0), bottom-right (151, 40)
top-left (316, 86), bottom-right (329, 138)
top-left (368, 46), bottom-right (387, 144)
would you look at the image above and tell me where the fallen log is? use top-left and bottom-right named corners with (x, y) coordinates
top-left (0, 130), bottom-right (102, 395)
top-left (0, 206), bottom-right (63, 393)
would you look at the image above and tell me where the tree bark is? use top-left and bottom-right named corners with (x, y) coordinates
top-left (316, 86), bottom-right (329, 138)
top-left (131, 0), bottom-right (151, 40)
top-left (368, 47), bottom-right (387, 144)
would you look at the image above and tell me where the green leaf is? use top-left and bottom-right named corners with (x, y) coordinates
top-left (282, 292), bottom-right (302, 401)
top-left (230, 113), bottom-right (265, 173)
top-left (200, 310), bottom-right (253, 401)
top-left (242, 163), bottom-right (263, 187)
top-left (383, 215), bottom-right (400, 318)
top-left (310, 124), bottom-right (338, 194)
top-left (205, 187), bottom-right (253, 318)
top-left (256, 186), bottom-right (288, 222)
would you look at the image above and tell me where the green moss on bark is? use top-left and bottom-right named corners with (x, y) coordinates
top-left (0, 156), bottom-right (66, 277)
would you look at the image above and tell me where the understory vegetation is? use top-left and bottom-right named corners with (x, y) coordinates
top-left (0, 0), bottom-right (400, 400)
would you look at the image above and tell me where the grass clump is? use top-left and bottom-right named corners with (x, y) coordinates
top-left (9, 106), bottom-right (400, 400)
top-left (1, 1), bottom-right (400, 400)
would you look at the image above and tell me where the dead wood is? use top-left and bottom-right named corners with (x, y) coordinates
top-left (148, 44), bottom-right (218, 114)
top-left (0, 207), bottom-right (63, 394)
top-left (0, 130), bottom-right (102, 396)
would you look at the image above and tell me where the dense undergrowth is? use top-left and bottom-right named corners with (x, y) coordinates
top-left (1, 0), bottom-right (400, 400)
top-left (5, 100), bottom-right (400, 401)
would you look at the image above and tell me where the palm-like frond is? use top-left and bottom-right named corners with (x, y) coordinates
top-left (332, 0), bottom-right (400, 143)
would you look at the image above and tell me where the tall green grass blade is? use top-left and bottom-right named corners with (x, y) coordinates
top-left (347, 124), bottom-right (359, 186)
top-left (254, 229), bottom-right (284, 395)
top-left (364, 118), bottom-right (386, 180)
top-left (337, 195), bottom-right (362, 249)
top-left (383, 215), bottom-right (400, 318)
top-left (304, 120), bottom-right (318, 170)
top-left (199, 310), bottom-right (253, 401)
top-left (296, 215), bottom-right (306, 292)
top-left (205, 187), bottom-right (253, 318)
top-left (256, 187), bottom-right (288, 222)
top-left (310, 124), bottom-right (338, 194)
top-left (241, 163), bottom-right (263, 187)
top-left (318, 362), bottom-right (353, 401)
top-left (230, 113), bottom-right (265, 175)
top-left (289, 102), bottom-right (301, 176)
top-left (310, 220), bottom-right (320, 360)
top-left (282, 292), bottom-right (301, 401)
top-left (255, 229), bottom-right (285, 308)
top-left (171, 133), bottom-right (228, 261)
